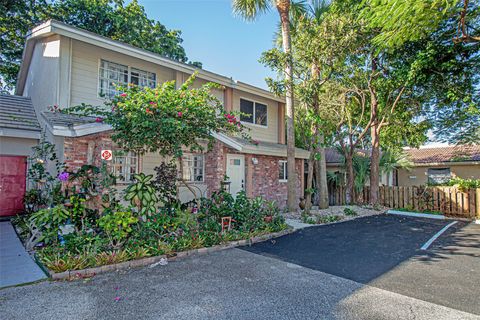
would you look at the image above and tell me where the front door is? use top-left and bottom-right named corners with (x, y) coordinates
top-left (226, 154), bottom-right (245, 197)
top-left (0, 156), bottom-right (27, 216)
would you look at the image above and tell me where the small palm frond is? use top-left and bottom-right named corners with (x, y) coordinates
top-left (232, 0), bottom-right (271, 21)
top-left (308, 0), bottom-right (330, 23)
top-left (380, 149), bottom-right (413, 174)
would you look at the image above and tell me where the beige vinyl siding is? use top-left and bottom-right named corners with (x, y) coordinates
top-left (23, 35), bottom-right (61, 119)
top-left (232, 89), bottom-right (278, 144)
top-left (141, 152), bottom-right (208, 203)
top-left (70, 40), bottom-right (176, 107)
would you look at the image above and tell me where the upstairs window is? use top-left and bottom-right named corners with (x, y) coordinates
top-left (182, 154), bottom-right (204, 182)
top-left (99, 60), bottom-right (128, 98)
top-left (427, 168), bottom-right (451, 184)
top-left (279, 160), bottom-right (288, 182)
top-left (99, 59), bottom-right (156, 98)
top-left (240, 98), bottom-right (267, 126)
top-left (131, 68), bottom-right (156, 88)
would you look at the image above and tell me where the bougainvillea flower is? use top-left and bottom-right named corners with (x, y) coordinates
top-left (114, 296), bottom-right (121, 302)
top-left (95, 117), bottom-right (103, 123)
top-left (58, 172), bottom-right (69, 182)
top-left (119, 93), bottom-right (127, 97)
top-left (177, 111), bottom-right (183, 117)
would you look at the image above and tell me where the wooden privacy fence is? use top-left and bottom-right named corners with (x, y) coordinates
top-left (330, 186), bottom-right (480, 218)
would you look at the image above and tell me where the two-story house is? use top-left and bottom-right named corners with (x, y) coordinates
top-left (0, 20), bottom-right (309, 215)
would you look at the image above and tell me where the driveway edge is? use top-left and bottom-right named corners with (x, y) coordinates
top-left (47, 228), bottom-right (294, 281)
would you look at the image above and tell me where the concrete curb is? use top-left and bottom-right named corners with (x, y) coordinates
top-left (47, 228), bottom-right (294, 281)
top-left (387, 209), bottom-right (445, 220)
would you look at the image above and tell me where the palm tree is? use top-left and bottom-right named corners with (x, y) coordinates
top-left (233, 0), bottom-right (298, 211)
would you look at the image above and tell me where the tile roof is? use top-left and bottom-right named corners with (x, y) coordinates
top-left (41, 111), bottom-right (98, 127)
top-left (405, 145), bottom-right (480, 163)
top-left (0, 94), bottom-right (40, 131)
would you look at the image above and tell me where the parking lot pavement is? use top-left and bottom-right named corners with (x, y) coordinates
top-left (243, 214), bottom-right (480, 315)
top-left (1, 248), bottom-right (478, 320)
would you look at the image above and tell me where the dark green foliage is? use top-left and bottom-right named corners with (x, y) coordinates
top-left (199, 190), bottom-right (287, 233)
top-left (316, 215), bottom-right (342, 224)
top-left (26, 189), bottom-right (287, 273)
top-left (1, 0), bottom-right (200, 91)
top-left (153, 161), bottom-right (178, 205)
top-left (343, 207), bottom-right (357, 216)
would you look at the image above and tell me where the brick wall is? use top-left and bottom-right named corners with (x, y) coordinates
top-left (64, 134), bottom-right (304, 209)
top-left (248, 155), bottom-right (303, 208)
top-left (63, 131), bottom-right (115, 171)
top-left (204, 141), bottom-right (304, 208)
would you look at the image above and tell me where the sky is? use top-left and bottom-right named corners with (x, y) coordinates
top-left (138, 0), bottom-right (279, 90)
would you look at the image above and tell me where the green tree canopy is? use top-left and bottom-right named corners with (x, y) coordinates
top-left (1, 0), bottom-right (201, 92)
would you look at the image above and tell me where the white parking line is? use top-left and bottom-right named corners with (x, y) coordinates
top-left (421, 221), bottom-right (458, 250)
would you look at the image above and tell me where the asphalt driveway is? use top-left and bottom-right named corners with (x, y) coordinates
top-left (1, 214), bottom-right (479, 319)
top-left (243, 214), bottom-right (480, 315)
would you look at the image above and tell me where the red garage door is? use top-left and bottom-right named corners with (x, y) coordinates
top-left (0, 156), bottom-right (27, 216)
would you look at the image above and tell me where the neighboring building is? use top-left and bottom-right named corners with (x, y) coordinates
top-left (322, 145), bottom-right (480, 189)
top-left (398, 145), bottom-right (480, 187)
top-left (0, 95), bottom-right (41, 216)
top-left (5, 19), bottom-right (309, 214)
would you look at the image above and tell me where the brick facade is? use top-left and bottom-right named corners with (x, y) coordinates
top-left (64, 133), bottom-right (304, 209)
top-left (204, 140), bottom-right (304, 208)
top-left (64, 131), bottom-right (116, 172)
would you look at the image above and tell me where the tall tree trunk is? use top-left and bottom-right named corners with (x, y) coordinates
top-left (369, 123), bottom-right (380, 205)
top-left (316, 134), bottom-right (329, 209)
top-left (368, 56), bottom-right (380, 206)
top-left (305, 152), bottom-right (315, 213)
top-left (345, 152), bottom-right (354, 204)
top-left (277, 2), bottom-right (297, 211)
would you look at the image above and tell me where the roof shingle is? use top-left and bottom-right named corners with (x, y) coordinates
top-left (0, 94), bottom-right (40, 131)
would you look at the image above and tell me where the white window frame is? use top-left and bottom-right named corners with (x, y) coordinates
top-left (112, 150), bottom-right (139, 184)
top-left (279, 160), bottom-right (288, 182)
top-left (98, 60), bottom-right (129, 98)
top-left (239, 97), bottom-right (268, 127)
top-left (182, 154), bottom-right (205, 183)
top-left (98, 59), bottom-right (157, 98)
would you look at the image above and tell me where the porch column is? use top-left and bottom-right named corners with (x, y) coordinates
top-left (278, 102), bottom-right (286, 144)
top-left (224, 87), bottom-right (233, 112)
top-left (245, 154), bottom-right (254, 197)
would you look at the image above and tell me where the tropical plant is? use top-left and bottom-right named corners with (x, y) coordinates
top-left (233, 0), bottom-right (299, 211)
top-left (124, 173), bottom-right (158, 216)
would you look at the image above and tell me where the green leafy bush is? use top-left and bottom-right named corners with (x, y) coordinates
top-left (343, 207), bottom-right (358, 216)
top-left (199, 190), bottom-right (286, 233)
top-left (317, 215), bottom-right (343, 224)
top-left (443, 177), bottom-right (480, 191)
top-left (29, 205), bottom-right (70, 244)
top-left (98, 211), bottom-right (138, 249)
